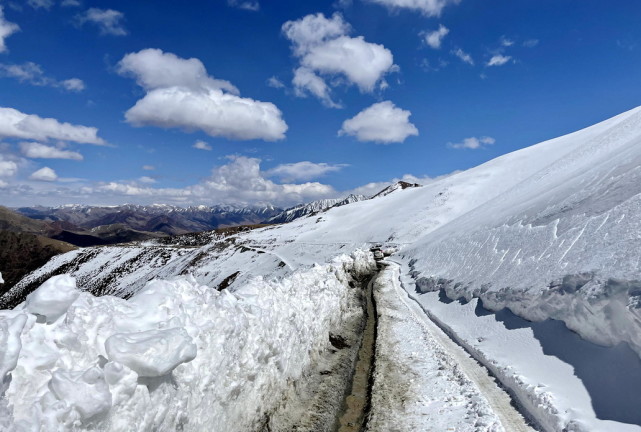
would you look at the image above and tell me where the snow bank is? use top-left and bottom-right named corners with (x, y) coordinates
top-left (25, 275), bottom-right (79, 323)
top-left (0, 250), bottom-right (376, 431)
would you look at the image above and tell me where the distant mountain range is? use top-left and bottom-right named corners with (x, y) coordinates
top-left (0, 182), bottom-right (421, 294)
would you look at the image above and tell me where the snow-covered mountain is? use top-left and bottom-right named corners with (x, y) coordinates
top-left (370, 180), bottom-right (421, 198)
top-left (267, 194), bottom-right (368, 224)
top-left (2, 107), bottom-right (641, 431)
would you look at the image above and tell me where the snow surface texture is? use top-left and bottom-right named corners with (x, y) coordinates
top-left (368, 263), bottom-right (506, 431)
top-left (0, 251), bottom-right (376, 431)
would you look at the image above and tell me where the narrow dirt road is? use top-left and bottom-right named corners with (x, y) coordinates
top-left (382, 260), bottom-right (537, 432)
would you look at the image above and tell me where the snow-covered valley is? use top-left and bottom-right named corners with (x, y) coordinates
top-left (2, 106), bottom-right (641, 431)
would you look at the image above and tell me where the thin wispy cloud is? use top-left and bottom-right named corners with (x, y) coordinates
top-left (422, 25), bottom-right (449, 49)
top-left (76, 8), bottom-right (128, 36)
top-left (0, 62), bottom-right (85, 91)
top-left (0, 6), bottom-right (19, 53)
top-left (452, 48), bottom-right (474, 65)
top-left (487, 54), bottom-right (512, 67)
top-left (447, 136), bottom-right (495, 149)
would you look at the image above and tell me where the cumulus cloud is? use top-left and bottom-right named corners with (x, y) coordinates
top-left (118, 48), bottom-right (287, 141)
top-left (339, 101), bottom-right (418, 144)
top-left (364, 0), bottom-right (460, 16)
top-left (283, 13), bottom-right (395, 105)
top-left (20, 142), bottom-right (83, 160)
top-left (0, 6), bottom-right (19, 53)
top-left (0, 107), bottom-right (105, 144)
top-left (75, 8), bottom-right (127, 36)
top-left (422, 25), bottom-right (449, 49)
top-left (29, 166), bottom-right (58, 181)
top-left (193, 140), bottom-right (212, 151)
top-left (88, 156), bottom-right (336, 206)
top-left (523, 39), bottom-right (539, 48)
top-left (266, 161), bottom-right (346, 182)
top-left (0, 62), bottom-right (85, 91)
top-left (142, 165), bottom-right (155, 171)
top-left (487, 54), bottom-right (511, 67)
top-left (61, 0), bottom-right (82, 6)
top-left (0, 158), bottom-right (18, 178)
top-left (452, 48), bottom-right (474, 65)
top-left (447, 136), bottom-right (495, 149)
top-left (292, 67), bottom-right (341, 108)
top-left (227, 0), bottom-right (259, 11)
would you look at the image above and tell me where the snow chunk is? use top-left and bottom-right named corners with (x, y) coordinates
top-left (25, 275), bottom-right (79, 323)
top-left (0, 313), bottom-right (27, 381)
top-left (48, 366), bottom-right (112, 420)
top-left (105, 327), bottom-right (197, 377)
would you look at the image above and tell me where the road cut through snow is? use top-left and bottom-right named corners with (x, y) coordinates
top-left (369, 260), bottom-right (536, 432)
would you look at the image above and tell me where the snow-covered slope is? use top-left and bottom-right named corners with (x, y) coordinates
top-left (2, 106), bottom-right (641, 431)
top-left (266, 194), bottom-right (367, 224)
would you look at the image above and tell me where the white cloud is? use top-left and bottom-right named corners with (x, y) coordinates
top-left (0, 62), bottom-right (85, 92)
top-left (0, 179), bottom-right (7, 188)
top-left (292, 67), bottom-right (341, 108)
top-left (267, 76), bottom-right (285, 89)
top-left (0, 6), bottom-right (20, 53)
top-left (0, 107), bottom-right (105, 144)
top-left (227, 0), bottom-right (260, 11)
top-left (118, 48), bottom-right (238, 94)
top-left (523, 39), bottom-right (539, 48)
top-left (193, 140), bottom-right (212, 151)
top-left (20, 141), bottom-right (83, 160)
top-left (90, 156), bottom-right (336, 206)
top-left (142, 165), bottom-right (155, 171)
top-left (76, 8), bottom-right (127, 36)
top-left (30, 166), bottom-right (58, 181)
top-left (339, 101), bottom-right (418, 144)
top-left (0, 158), bottom-right (18, 177)
top-left (452, 48), bottom-right (474, 65)
top-left (447, 136), bottom-right (495, 149)
top-left (266, 161), bottom-right (346, 182)
top-left (138, 176), bottom-right (156, 184)
top-left (118, 48), bottom-right (287, 141)
top-left (487, 54), bottom-right (511, 66)
top-left (364, 0), bottom-right (460, 16)
top-left (27, 0), bottom-right (54, 10)
top-left (61, 78), bottom-right (85, 91)
top-left (500, 36), bottom-right (514, 47)
top-left (422, 25), bottom-right (449, 49)
top-left (61, 0), bottom-right (82, 7)
top-left (283, 13), bottom-right (395, 104)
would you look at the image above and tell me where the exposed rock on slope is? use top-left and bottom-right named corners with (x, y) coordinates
top-left (267, 194), bottom-right (367, 224)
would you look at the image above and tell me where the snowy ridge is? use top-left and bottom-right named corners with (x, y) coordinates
top-left (267, 194), bottom-right (367, 224)
top-left (0, 251), bottom-right (375, 430)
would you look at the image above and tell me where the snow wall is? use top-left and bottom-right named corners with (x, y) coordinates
top-left (0, 250), bottom-right (375, 431)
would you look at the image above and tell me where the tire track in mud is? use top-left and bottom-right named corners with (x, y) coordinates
top-left (337, 271), bottom-right (378, 432)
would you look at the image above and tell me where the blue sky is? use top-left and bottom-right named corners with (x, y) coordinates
top-left (1, 0), bottom-right (640, 207)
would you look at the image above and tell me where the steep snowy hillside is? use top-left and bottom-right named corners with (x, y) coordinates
top-left (2, 107), bottom-right (641, 431)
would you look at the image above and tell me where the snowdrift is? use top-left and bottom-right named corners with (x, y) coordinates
top-left (0, 251), bottom-right (375, 431)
